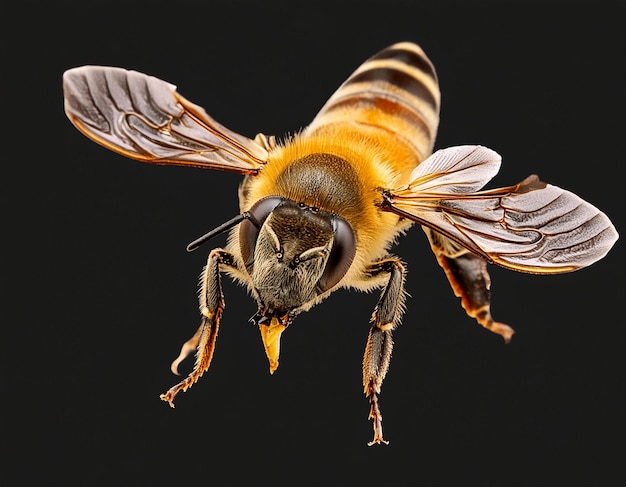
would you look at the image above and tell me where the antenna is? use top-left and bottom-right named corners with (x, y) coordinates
top-left (186, 212), bottom-right (259, 252)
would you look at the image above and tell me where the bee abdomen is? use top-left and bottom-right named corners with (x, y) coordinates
top-left (305, 42), bottom-right (441, 163)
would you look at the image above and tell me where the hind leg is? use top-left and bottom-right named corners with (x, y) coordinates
top-left (425, 229), bottom-right (514, 342)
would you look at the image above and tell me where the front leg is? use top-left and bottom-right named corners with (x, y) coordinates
top-left (362, 257), bottom-right (407, 446)
top-left (160, 248), bottom-right (238, 407)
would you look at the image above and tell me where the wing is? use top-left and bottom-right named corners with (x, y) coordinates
top-left (383, 146), bottom-right (619, 273)
top-left (63, 66), bottom-right (268, 175)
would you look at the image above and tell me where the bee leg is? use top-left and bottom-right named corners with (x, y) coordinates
top-left (160, 249), bottom-right (237, 407)
top-left (425, 230), bottom-right (514, 342)
top-left (362, 257), bottom-right (407, 446)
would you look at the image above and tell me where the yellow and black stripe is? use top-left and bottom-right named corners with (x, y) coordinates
top-left (305, 42), bottom-right (441, 165)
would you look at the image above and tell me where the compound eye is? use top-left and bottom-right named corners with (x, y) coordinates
top-left (240, 196), bottom-right (285, 268)
top-left (317, 216), bottom-right (356, 293)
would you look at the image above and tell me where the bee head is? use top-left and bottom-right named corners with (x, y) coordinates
top-left (240, 197), bottom-right (356, 313)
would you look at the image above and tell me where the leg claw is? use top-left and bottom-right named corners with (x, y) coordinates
top-left (367, 393), bottom-right (389, 446)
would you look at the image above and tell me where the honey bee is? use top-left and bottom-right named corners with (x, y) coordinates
top-left (63, 42), bottom-right (618, 445)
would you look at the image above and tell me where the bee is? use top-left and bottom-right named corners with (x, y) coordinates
top-left (63, 42), bottom-right (618, 445)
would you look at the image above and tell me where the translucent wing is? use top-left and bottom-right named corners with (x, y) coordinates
top-left (63, 66), bottom-right (268, 175)
top-left (384, 146), bottom-right (619, 273)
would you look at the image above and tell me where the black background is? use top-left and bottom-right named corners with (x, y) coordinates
top-left (2, 1), bottom-right (624, 485)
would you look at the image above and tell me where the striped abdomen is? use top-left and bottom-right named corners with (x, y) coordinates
top-left (304, 42), bottom-right (441, 171)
